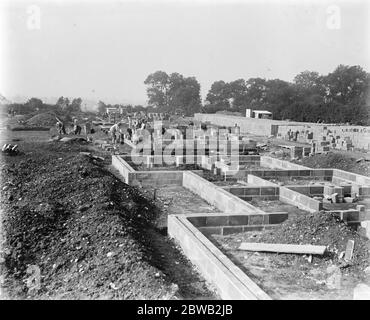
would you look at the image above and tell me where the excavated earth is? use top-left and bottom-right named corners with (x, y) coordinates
top-left (292, 152), bottom-right (370, 176)
top-left (210, 212), bottom-right (370, 299)
top-left (0, 134), bottom-right (217, 300)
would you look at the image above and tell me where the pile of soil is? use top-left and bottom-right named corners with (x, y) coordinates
top-left (256, 212), bottom-right (370, 272)
top-left (211, 213), bottom-right (369, 299)
top-left (26, 112), bottom-right (58, 128)
top-left (0, 141), bottom-right (179, 299)
top-left (293, 153), bottom-right (370, 176)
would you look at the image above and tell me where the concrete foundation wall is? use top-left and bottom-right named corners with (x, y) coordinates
top-left (183, 171), bottom-right (265, 214)
top-left (194, 113), bottom-right (370, 150)
top-left (194, 113), bottom-right (288, 135)
top-left (112, 155), bottom-right (135, 184)
top-left (234, 168), bottom-right (332, 182)
top-left (332, 169), bottom-right (370, 198)
top-left (130, 171), bottom-right (185, 187)
top-left (186, 212), bottom-right (288, 227)
top-left (188, 212), bottom-right (288, 236)
top-left (113, 155), bottom-right (204, 186)
top-left (246, 174), bottom-right (278, 186)
top-left (279, 186), bottom-right (323, 212)
top-left (198, 224), bottom-right (277, 236)
top-left (286, 185), bottom-right (324, 196)
top-left (223, 186), bottom-right (279, 201)
top-left (247, 174), bottom-right (322, 212)
top-left (168, 215), bottom-right (271, 300)
top-left (122, 154), bottom-right (203, 166)
top-left (332, 169), bottom-right (370, 186)
top-left (260, 156), bottom-right (311, 170)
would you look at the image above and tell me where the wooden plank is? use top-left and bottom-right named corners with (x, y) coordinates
top-left (238, 242), bottom-right (326, 255)
top-left (344, 240), bottom-right (355, 261)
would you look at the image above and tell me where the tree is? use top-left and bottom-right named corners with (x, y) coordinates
top-left (294, 71), bottom-right (323, 91)
top-left (69, 98), bottom-right (82, 113)
top-left (26, 97), bottom-right (43, 111)
top-left (293, 71), bottom-right (325, 104)
top-left (228, 79), bottom-right (248, 111)
top-left (263, 79), bottom-right (295, 118)
top-left (169, 75), bottom-right (202, 116)
top-left (144, 71), bottom-right (170, 109)
top-left (244, 78), bottom-right (267, 109)
top-left (56, 96), bottom-right (70, 111)
top-left (324, 65), bottom-right (369, 105)
top-left (145, 71), bottom-right (202, 115)
top-left (205, 80), bottom-right (231, 110)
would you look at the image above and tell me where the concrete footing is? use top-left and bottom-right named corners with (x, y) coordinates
top-left (112, 152), bottom-right (370, 299)
top-left (168, 214), bottom-right (271, 300)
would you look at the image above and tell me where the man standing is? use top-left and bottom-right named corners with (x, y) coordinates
top-left (84, 121), bottom-right (92, 136)
top-left (126, 127), bottom-right (132, 141)
top-left (109, 122), bottom-right (123, 144)
top-left (56, 121), bottom-right (63, 136)
top-left (73, 118), bottom-right (82, 135)
top-left (56, 120), bottom-right (66, 136)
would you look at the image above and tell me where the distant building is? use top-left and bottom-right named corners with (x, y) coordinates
top-left (106, 106), bottom-right (127, 115)
top-left (246, 108), bottom-right (273, 120)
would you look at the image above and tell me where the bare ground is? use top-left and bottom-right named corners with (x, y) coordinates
top-left (0, 130), bottom-right (218, 300)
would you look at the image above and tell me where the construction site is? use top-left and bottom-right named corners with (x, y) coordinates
top-left (1, 0), bottom-right (370, 305)
top-left (1, 110), bottom-right (370, 300)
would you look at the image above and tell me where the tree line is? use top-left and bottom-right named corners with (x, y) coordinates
top-left (144, 65), bottom-right (370, 125)
top-left (4, 64), bottom-right (369, 125)
top-left (4, 96), bottom-right (83, 115)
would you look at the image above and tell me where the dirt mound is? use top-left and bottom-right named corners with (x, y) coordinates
top-left (26, 112), bottom-right (58, 128)
top-left (0, 142), bottom-right (178, 299)
top-left (294, 153), bottom-right (370, 176)
top-left (257, 212), bottom-right (370, 271)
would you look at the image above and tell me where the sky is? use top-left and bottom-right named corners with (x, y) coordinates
top-left (0, 0), bottom-right (369, 106)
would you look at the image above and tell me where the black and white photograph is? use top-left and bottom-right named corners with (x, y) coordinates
top-left (0, 0), bottom-right (370, 305)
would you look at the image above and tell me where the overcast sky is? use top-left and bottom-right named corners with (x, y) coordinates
top-left (1, 0), bottom-right (369, 105)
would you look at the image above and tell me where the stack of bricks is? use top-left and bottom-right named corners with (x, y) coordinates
top-left (323, 184), bottom-right (344, 203)
top-left (320, 126), bottom-right (354, 152)
top-left (340, 137), bottom-right (354, 151)
top-left (290, 146), bottom-right (311, 159)
top-left (312, 139), bottom-right (330, 154)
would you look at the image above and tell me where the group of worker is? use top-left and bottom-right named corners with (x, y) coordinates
top-left (55, 118), bottom-right (93, 137)
top-left (287, 129), bottom-right (300, 142)
top-left (55, 116), bottom-right (146, 146)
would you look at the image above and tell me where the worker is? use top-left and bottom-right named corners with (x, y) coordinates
top-left (234, 123), bottom-right (240, 135)
top-left (56, 120), bottom-right (66, 136)
top-left (126, 127), bottom-right (133, 141)
top-left (287, 129), bottom-right (292, 141)
top-left (109, 122), bottom-right (123, 144)
top-left (84, 121), bottom-right (92, 136)
top-left (56, 121), bottom-right (63, 136)
top-left (118, 124), bottom-right (125, 144)
top-left (73, 119), bottom-right (82, 135)
top-left (294, 130), bottom-right (299, 141)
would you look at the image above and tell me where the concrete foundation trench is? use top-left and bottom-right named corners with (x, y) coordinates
top-left (111, 150), bottom-right (370, 300)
